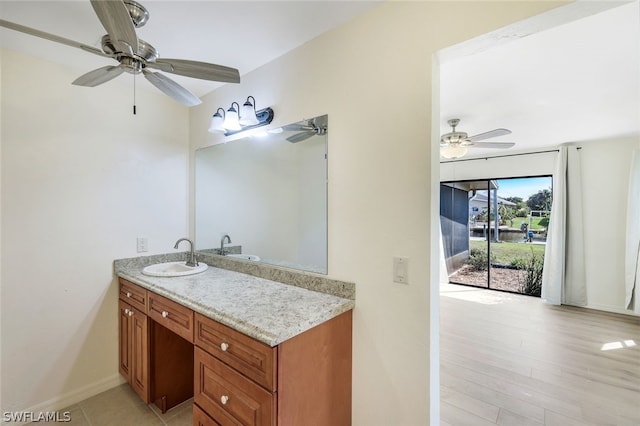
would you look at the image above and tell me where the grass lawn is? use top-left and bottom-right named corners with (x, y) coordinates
top-left (470, 239), bottom-right (545, 264)
top-left (512, 216), bottom-right (549, 230)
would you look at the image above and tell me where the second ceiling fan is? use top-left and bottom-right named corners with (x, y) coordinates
top-left (440, 118), bottom-right (515, 159)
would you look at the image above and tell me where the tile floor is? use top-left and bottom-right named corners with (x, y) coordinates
top-left (28, 384), bottom-right (193, 426)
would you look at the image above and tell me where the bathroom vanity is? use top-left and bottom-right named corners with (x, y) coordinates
top-left (115, 254), bottom-right (354, 426)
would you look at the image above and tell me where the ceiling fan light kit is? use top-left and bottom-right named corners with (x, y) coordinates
top-left (0, 0), bottom-right (241, 108)
top-left (209, 96), bottom-right (275, 136)
top-left (440, 118), bottom-right (516, 159)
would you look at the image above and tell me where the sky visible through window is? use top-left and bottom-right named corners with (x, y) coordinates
top-left (496, 177), bottom-right (552, 200)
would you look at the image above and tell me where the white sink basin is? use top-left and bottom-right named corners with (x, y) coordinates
top-left (227, 254), bottom-right (261, 261)
top-left (142, 261), bottom-right (208, 277)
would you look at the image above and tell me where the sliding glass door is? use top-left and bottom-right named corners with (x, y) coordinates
top-left (440, 176), bottom-right (552, 296)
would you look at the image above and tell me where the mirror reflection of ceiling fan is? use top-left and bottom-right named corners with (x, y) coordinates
top-left (0, 0), bottom-right (240, 108)
top-left (440, 118), bottom-right (515, 159)
top-left (282, 115), bottom-right (328, 143)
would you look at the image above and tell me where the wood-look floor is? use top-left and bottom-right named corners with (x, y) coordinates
top-left (440, 283), bottom-right (640, 426)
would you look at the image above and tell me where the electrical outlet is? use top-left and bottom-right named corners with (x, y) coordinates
top-left (136, 237), bottom-right (148, 253)
top-left (393, 257), bottom-right (409, 284)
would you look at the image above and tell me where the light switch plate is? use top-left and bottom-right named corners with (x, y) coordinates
top-left (136, 237), bottom-right (148, 253)
top-left (393, 257), bottom-right (409, 284)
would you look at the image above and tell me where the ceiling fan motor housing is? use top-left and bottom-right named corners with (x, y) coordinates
top-left (124, 0), bottom-right (149, 28)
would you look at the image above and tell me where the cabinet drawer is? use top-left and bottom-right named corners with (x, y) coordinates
top-left (193, 404), bottom-right (222, 426)
top-left (119, 278), bottom-right (148, 313)
top-left (148, 293), bottom-right (194, 342)
top-left (195, 348), bottom-right (275, 426)
top-left (195, 313), bottom-right (277, 391)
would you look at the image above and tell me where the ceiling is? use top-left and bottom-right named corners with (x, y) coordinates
top-left (1, 1), bottom-right (638, 158)
top-left (439, 1), bottom-right (640, 159)
top-left (0, 0), bottom-right (380, 96)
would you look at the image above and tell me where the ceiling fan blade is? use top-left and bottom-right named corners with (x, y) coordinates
top-left (72, 65), bottom-right (124, 87)
top-left (90, 0), bottom-right (138, 56)
top-left (142, 70), bottom-right (202, 107)
top-left (148, 59), bottom-right (240, 83)
top-left (471, 142), bottom-right (516, 149)
top-left (467, 128), bottom-right (512, 142)
top-left (0, 19), bottom-right (109, 58)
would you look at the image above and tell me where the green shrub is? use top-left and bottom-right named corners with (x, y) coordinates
top-left (518, 249), bottom-right (544, 296)
top-left (510, 257), bottom-right (526, 269)
top-left (466, 248), bottom-right (495, 271)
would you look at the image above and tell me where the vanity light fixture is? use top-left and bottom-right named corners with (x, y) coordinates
top-left (208, 95), bottom-right (274, 136)
top-left (208, 108), bottom-right (226, 133)
top-left (239, 96), bottom-right (259, 126)
top-left (224, 102), bottom-right (241, 131)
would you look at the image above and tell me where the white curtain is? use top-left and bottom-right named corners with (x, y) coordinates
top-left (541, 145), bottom-right (587, 306)
top-left (625, 149), bottom-right (640, 313)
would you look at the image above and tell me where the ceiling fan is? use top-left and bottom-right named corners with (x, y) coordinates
top-left (0, 0), bottom-right (240, 108)
top-left (440, 118), bottom-right (515, 159)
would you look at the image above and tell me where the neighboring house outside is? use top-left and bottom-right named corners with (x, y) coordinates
top-left (469, 190), bottom-right (516, 223)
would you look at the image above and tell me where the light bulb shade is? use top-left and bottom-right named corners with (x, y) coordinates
top-left (239, 96), bottom-right (259, 126)
top-left (224, 102), bottom-right (241, 131)
top-left (208, 108), bottom-right (225, 133)
top-left (440, 144), bottom-right (468, 159)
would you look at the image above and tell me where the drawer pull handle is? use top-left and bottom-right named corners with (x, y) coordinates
top-left (220, 395), bottom-right (229, 405)
top-left (220, 342), bottom-right (229, 352)
top-left (161, 311), bottom-right (169, 318)
top-left (126, 292), bottom-right (131, 298)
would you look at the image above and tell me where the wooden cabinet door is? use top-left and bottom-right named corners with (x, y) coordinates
top-left (130, 306), bottom-right (150, 403)
top-left (119, 299), bottom-right (150, 404)
top-left (118, 300), bottom-right (132, 382)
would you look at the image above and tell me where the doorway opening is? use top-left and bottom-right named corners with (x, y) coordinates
top-left (440, 176), bottom-right (552, 296)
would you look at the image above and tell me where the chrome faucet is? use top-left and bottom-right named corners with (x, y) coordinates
top-left (220, 234), bottom-right (231, 255)
top-left (174, 238), bottom-right (198, 267)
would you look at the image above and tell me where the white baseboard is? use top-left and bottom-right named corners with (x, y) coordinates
top-left (587, 302), bottom-right (640, 317)
top-left (1, 374), bottom-right (125, 426)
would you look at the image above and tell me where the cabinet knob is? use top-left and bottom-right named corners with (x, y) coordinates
top-left (124, 308), bottom-right (130, 315)
top-left (220, 342), bottom-right (229, 352)
top-left (126, 292), bottom-right (131, 298)
top-left (161, 311), bottom-right (169, 318)
top-left (128, 310), bottom-right (134, 317)
top-left (220, 395), bottom-right (229, 405)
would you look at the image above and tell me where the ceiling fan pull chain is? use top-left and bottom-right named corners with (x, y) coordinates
top-left (133, 72), bottom-right (137, 115)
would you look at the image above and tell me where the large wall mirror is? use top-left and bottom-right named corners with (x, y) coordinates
top-left (195, 114), bottom-right (328, 274)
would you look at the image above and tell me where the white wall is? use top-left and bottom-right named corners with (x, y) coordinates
top-left (190, 2), bottom-right (562, 424)
top-left (1, 49), bottom-right (190, 414)
top-left (440, 138), bottom-right (640, 316)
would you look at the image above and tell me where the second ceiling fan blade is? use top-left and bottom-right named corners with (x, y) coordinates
top-left (286, 132), bottom-right (315, 143)
top-left (467, 128), bottom-right (512, 142)
top-left (471, 142), bottom-right (516, 149)
top-left (148, 58), bottom-right (240, 83)
top-left (143, 70), bottom-right (202, 106)
top-left (72, 65), bottom-right (124, 87)
top-left (90, 0), bottom-right (138, 56)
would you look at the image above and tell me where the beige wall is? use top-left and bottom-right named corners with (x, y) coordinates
top-left (190, 2), bottom-right (563, 424)
top-left (1, 49), bottom-right (190, 414)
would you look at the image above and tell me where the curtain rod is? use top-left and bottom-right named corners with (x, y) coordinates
top-left (439, 147), bottom-right (582, 164)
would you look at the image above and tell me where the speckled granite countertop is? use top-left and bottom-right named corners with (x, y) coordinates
top-left (115, 256), bottom-right (355, 347)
